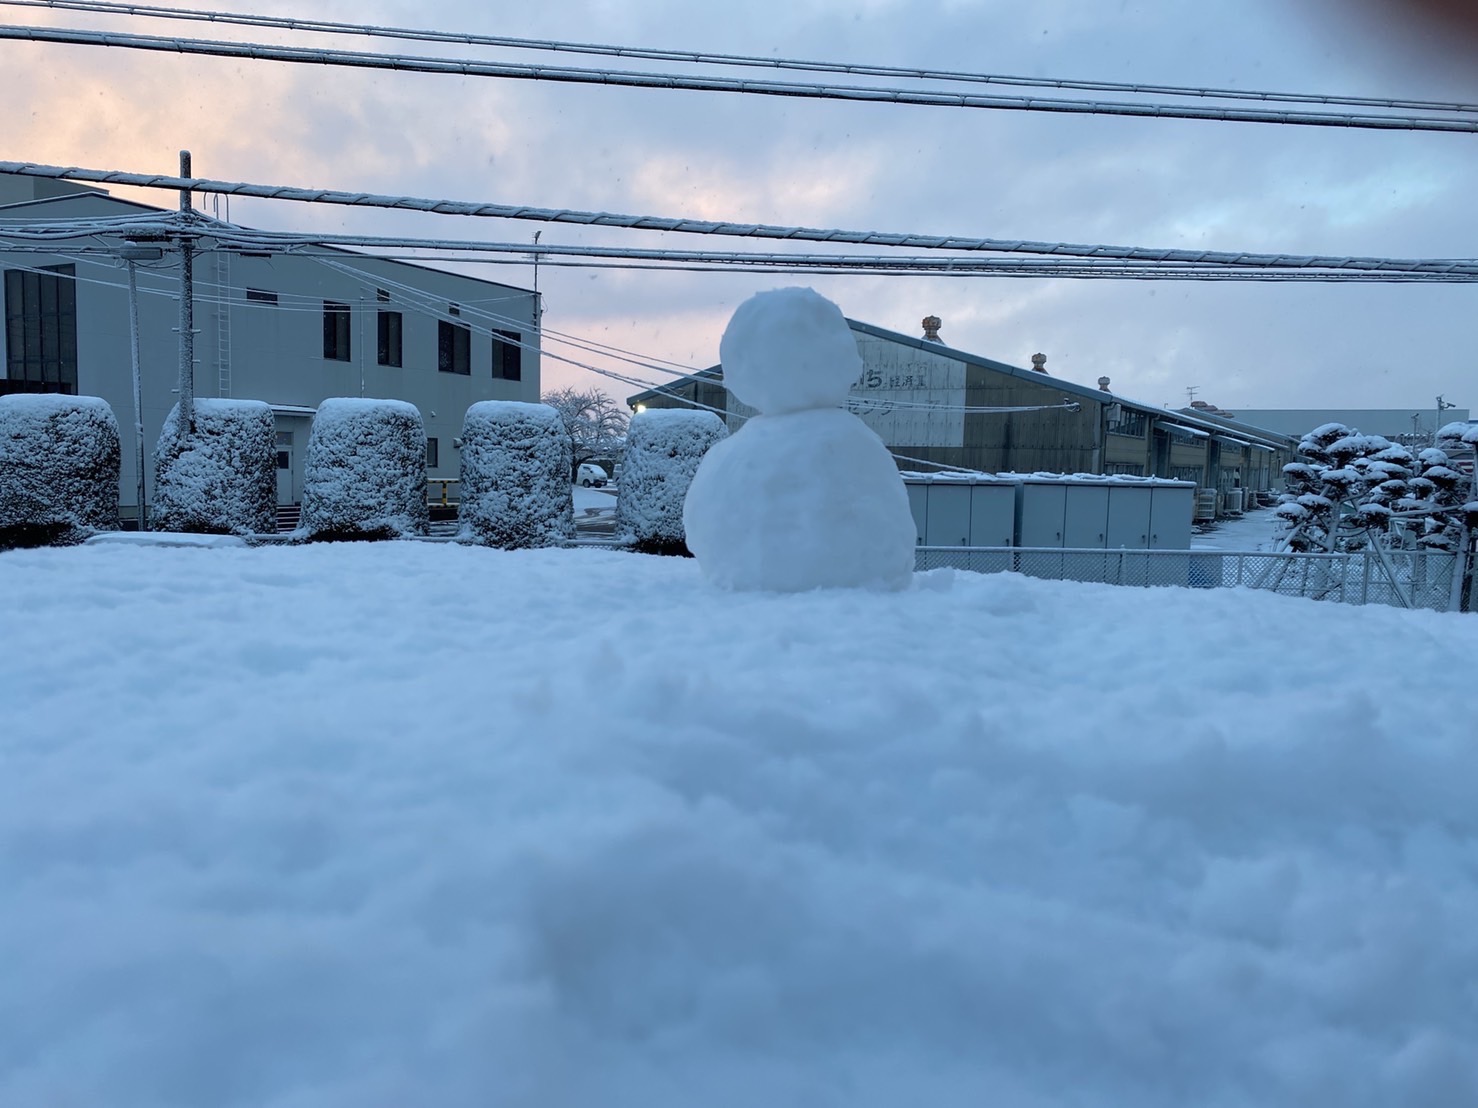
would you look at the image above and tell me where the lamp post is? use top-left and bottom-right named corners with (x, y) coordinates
top-left (1436, 394), bottom-right (1457, 445)
top-left (119, 242), bottom-right (163, 529)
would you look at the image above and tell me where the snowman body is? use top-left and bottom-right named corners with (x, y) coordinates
top-left (683, 288), bottom-right (917, 592)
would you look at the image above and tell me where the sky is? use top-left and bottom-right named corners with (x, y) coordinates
top-left (2, 0), bottom-right (1476, 413)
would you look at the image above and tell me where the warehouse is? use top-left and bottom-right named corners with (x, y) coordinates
top-left (629, 315), bottom-right (1296, 517)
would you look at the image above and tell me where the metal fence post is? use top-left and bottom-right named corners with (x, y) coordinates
top-left (1449, 527), bottom-right (1472, 613)
top-left (1361, 551), bottom-right (1372, 606)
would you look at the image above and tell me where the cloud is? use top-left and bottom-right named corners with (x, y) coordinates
top-left (3, 0), bottom-right (1474, 411)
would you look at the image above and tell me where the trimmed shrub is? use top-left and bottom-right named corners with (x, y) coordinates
top-left (616, 408), bottom-right (728, 555)
top-left (153, 399), bottom-right (276, 535)
top-left (300, 398), bottom-right (429, 540)
top-left (0, 394), bottom-right (120, 549)
top-left (458, 401), bottom-right (575, 549)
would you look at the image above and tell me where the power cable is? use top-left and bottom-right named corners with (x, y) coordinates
top-left (7, 0), bottom-right (1478, 116)
top-left (5, 160), bottom-right (1477, 277)
top-left (3, 23), bottom-right (1477, 132)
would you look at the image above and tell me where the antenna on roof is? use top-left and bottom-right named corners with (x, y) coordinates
top-left (1186, 385), bottom-right (1200, 404)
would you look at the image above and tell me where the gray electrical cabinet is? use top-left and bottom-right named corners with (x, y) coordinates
top-left (901, 473), bottom-right (1195, 582)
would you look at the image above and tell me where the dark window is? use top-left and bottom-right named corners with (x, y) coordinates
top-left (1107, 409), bottom-right (1148, 438)
top-left (492, 329), bottom-right (522, 381)
top-left (438, 320), bottom-right (470, 375)
top-left (377, 310), bottom-right (402, 367)
top-left (276, 450), bottom-right (291, 470)
top-left (448, 302), bottom-right (461, 317)
top-left (245, 288), bottom-right (278, 305)
top-left (376, 288), bottom-right (390, 303)
top-left (426, 438), bottom-right (439, 468)
top-left (3, 265), bottom-right (78, 392)
top-left (323, 301), bottom-right (351, 361)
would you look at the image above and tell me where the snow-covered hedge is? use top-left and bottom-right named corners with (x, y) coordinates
top-left (457, 401), bottom-right (574, 549)
top-left (0, 394), bottom-right (119, 548)
top-left (300, 398), bottom-right (429, 540)
top-left (152, 399), bottom-right (276, 535)
top-left (616, 408), bottom-right (728, 555)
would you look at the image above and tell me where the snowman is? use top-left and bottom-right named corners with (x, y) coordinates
top-left (683, 287), bottom-right (917, 592)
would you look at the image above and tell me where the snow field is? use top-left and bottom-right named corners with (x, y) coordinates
top-left (1, 541), bottom-right (1476, 1107)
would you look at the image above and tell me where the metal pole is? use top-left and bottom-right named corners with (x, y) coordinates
top-left (126, 257), bottom-right (147, 530)
top-left (178, 150), bottom-right (196, 432)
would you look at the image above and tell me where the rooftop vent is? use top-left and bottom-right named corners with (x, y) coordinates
top-left (1097, 376), bottom-right (1112, 392)
top-left (922, 315), bottom-right (942, 342)
top-left (1031, 353), bottom-right (1048, 374)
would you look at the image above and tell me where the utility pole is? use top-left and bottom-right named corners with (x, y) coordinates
top-left (177, 150), bottom-right (197, 433)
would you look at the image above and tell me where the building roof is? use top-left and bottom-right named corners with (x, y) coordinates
top-left (626, 316), bottom-right (1297, 451)
top-left (0, 171), bottom-right (534, 299)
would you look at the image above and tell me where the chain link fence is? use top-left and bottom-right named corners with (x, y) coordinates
top-left (916, 545), bottom-right (1474, 613)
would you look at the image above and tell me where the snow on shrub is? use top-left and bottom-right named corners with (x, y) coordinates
top-left (457, 400), bottom-right (574, 549)
top-left (300, 398), bottom-right (429, 540)
top-left (0, 394), bottom-right (119, 548)
top-left (152, 399), bottom-right (276, 535)
top-left (616, 408), bottom-right (728, 555)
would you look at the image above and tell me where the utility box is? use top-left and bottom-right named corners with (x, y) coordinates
top-left (903, 472), bottom-right (1195, 584)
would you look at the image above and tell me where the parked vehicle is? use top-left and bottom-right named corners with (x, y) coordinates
top-left (577, 463), bottom-right (608, 488)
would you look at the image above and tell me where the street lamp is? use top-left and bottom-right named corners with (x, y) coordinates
top-left (118, 241), bottom-right (163, 529)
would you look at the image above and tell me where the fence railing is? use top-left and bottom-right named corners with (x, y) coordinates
top-left (914, 545), bottom-right (1473, 613)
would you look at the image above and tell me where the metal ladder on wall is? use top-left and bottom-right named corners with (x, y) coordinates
top-left (214, 249), bottom-right (231, 397)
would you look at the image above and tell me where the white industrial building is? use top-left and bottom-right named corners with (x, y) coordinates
top-left (1, 171), bottom-right (540, 522)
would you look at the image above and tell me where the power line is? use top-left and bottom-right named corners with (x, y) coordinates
top-left (4, 22), bottom-right (1477, 132)
top-left (5, 160), bottom-right (1478, 277)
top-left (8, 0), bottom-right (1478, 117)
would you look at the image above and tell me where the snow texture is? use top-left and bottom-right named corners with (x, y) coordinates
top-left (300, 398), bottom-right (429, 540)
top-left (2, 540), bottom-right (1476, 1108)
top-left (457, 401), bottom-right (575, 549)
top-left (686, 407), bottom-right (915, 591)
top-left (616, 408), bottom-right (727, 554)
top-left (718, 287), bottom-right (862, 414)
top-left (152, 399), bottom-right (276, 536)
top-left (0, 393), bottom-right (119, 547)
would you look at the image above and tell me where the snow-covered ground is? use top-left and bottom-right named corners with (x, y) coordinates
top-left (1192, 502), bottom-right (1289, 551)
top-left (3, 540), bottom-right (1476, 1107)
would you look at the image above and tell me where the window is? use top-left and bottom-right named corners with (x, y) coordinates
top-left (377, 309), bottom-right (402, 367)
top-left (4, 264), bottom-right (78, 392)
top-left (323, 301), bottom-right (351, 361)
top-left (376, 288), bottom-right (390, 303)
top-left (245, 288), bottom-right (278, 305)
top-left (276, 450), bottom-right (291, 470)
top-left (1107, 408), bottom-right (1147, 438)
top-left (426, 438), bottom-right (439, 468)
top-left (1170, 465), bottom-right (1204, 483)
top-left (1103, 462), bottom-right (1145, 476)
top-left (438, 320), bottom-right (470, 374)
top-left (492, 329), bottom-right (522, 381)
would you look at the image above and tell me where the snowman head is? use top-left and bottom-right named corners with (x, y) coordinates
top-left (718, 287), bottom-right (862, 416)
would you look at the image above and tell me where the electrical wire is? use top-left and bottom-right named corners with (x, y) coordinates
top-left (3, 23), bottom-right (1477, 132)
top-left (7, 0), bottom-right (1478, 116)
top-left (5, 161), bottom-right (1478, 277)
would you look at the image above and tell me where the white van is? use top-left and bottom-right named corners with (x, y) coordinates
top-left (576, 463), bottom-right (608, 488)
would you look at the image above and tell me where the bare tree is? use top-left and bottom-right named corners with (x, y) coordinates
top-left (542, 386), bottom-right (629, 480)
